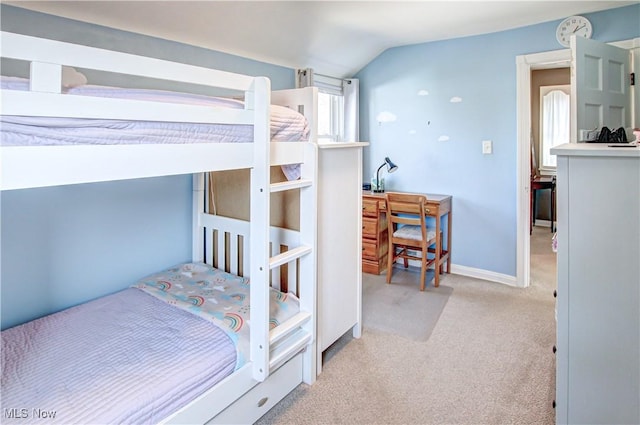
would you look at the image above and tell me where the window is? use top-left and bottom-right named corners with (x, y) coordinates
top-left (540, 85), bottom-right (570, 170)
top-left (317, 92), bottom-right (344, 142)
top-left (297, 68), bottom-right (358, 143)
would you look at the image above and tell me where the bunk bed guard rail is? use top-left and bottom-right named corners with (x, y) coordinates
top-left (0, 31), bottom-right (272, 190)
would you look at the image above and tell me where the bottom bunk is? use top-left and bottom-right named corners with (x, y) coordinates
top-left (1, 212), bottom-right (314, 425)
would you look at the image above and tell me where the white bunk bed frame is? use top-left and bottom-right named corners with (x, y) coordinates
top-left (0, 32), bottom-right (318, 424)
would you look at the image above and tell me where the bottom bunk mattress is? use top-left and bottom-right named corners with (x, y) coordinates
top-left (1, 262), bottom-right (300, 424)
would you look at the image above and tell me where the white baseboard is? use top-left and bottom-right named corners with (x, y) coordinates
top-left (397, 257), bottom-right (519, 287)
top-left (450, 264), bottom-right (518, 287)
top-left (533, 219), bottom-right (552, 228)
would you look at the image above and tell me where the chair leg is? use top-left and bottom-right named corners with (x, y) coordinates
top-left (428, 240), bottom-right (441, 288)
top-left (432, 246), bottom-right (440, 288)
top-left (386, 246), bottom-right (394, 284)
top-left (438, 232), bottom-right (444, 274)
top-left (420, 254), bottom-right (427, 291)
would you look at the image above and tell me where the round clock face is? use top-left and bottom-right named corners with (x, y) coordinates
top-left (556, 16), bottom-right (593, 47)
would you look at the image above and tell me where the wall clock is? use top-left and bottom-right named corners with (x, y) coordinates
top-left (556, 15), bottom-right (593, 47)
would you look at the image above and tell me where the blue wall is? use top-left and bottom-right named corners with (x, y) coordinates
top-left (2, 4), bottom-right (639, 329)
top-left (1, 177), bottom-right (192, 329)
top-left (0, 5), bottom-right (296, 330)
top-left (356, 4), bottom-right (640, 278)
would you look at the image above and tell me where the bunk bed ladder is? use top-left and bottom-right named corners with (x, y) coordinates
top-left (249, 76), bottom-right (272, 383)
top-left (247, 77), bottom-right (317, 385)
top-left (268, 142), bottom-right (317, 384)
top-left (257, 151), bottom-right (318, 383)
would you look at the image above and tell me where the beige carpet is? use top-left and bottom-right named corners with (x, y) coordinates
top-left (257, 226), bottom-right (557, 425)
top-left (362, 267), bottom-right (452, 341)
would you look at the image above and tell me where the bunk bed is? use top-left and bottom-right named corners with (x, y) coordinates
top-left (0, 31), bottom-right (318, 424)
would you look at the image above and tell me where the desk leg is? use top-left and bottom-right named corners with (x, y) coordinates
top-left (434, 213), bottom-right (441, 287)
top-left (446, 210), bottom-right (452, 274)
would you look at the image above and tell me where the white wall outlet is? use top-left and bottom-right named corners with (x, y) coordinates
top-left (482, 140), bottom-right (492, 154)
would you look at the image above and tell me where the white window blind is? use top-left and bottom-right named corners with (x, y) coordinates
top-left (296, 68), bottom-right (359, 142)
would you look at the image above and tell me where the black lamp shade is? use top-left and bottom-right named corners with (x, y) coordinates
top-left (373, 157), bottom-right (399, 193)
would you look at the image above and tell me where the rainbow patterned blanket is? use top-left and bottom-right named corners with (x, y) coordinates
top-left (133, 262), bottom-right (300, 368)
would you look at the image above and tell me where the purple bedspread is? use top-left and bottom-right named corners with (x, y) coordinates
top-left (1, 288), bottom-right (236, 424)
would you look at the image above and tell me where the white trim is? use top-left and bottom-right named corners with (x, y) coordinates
top-left (609, 38), bottom-right (639, 49)
top-left (450, 264), bottom-right (518, 287)
top-left (532, 219), bottom-right (554, 229)
top-left (395, 258), bottom-right (517, 287)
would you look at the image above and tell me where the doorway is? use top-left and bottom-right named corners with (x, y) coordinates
top-left (516, 38), bottom-right (637, 288)
top-left (516, 49), bottom-right (570, 288)
top-left (531, 71), bottom-right (569, 235)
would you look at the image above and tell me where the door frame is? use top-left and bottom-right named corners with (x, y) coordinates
top-left (516, 49), bottom-right (570, 288)
top-left (515, 38), bottom-right (637, 288)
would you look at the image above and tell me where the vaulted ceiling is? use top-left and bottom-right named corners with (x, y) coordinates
top-left (5, 1), bottom-right (636, 78)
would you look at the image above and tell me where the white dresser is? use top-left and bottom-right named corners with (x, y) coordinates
top-left (316, 142), bottom-right (365, 374)
top-left (551, 143), bottom-right (640, 424)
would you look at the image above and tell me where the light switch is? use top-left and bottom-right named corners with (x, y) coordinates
top-left (482, 140), bottom-right (492, 154)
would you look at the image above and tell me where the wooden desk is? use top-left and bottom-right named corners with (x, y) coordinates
top-left (362, 191), bottom-right (452, 287)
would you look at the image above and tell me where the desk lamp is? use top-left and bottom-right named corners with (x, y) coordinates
top-left (373, 157), bottom-right (398, 193)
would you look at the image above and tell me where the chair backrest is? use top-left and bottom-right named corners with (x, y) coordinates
top-left (385, 192), bottom-right (428, 237)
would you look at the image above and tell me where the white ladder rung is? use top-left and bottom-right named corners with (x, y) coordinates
top-left (270, 179), bottom-right (313, 193)
top-left (269, 311), bottom-right (312, 346)
top-left (269, 245), bottom-right (312, 269)
top-left (269, 328), bottom-right (311, 371)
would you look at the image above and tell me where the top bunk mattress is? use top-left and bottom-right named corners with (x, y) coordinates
top-left (0, 76), bottom-right (309, 147)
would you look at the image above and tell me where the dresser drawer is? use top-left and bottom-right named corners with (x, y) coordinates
top-left (362, 217), bottom-right (378, 238)
top-left (362, 199), bottom-right (379, 217)
top-left (362, 239), bottom-right (378, 260)
top-left (363, 258), bottom-right (386, 274)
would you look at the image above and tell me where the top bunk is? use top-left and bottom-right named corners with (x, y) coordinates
top-left (0, 32), bottom-right (316, 190)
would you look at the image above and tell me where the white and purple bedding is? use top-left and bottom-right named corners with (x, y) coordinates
top-left (133, 262), bottom-right (301, 368)
top-left (0, 77), bottom-right (309, 179)
top-left (0, 263), bottom-right (300, 424)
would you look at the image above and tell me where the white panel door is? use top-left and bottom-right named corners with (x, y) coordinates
top-left (571, 36), bottom-right (631, 141)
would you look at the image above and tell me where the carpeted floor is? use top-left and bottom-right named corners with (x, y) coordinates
top-left (362, 267), bottom-right (453, 341)
top-left (256, 226), bottom-right (557, 425)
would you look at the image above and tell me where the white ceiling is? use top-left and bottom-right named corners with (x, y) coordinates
top-left (5, 1), bottom-right (636, 78)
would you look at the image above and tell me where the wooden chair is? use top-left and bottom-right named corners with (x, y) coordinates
top-left (385, 192), bottom-right (438, 291)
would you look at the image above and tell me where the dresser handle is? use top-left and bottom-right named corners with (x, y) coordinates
top-left (425, 208), bottom-right (431, 214)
